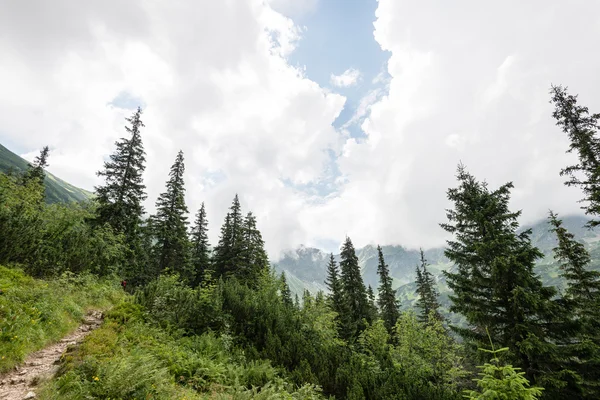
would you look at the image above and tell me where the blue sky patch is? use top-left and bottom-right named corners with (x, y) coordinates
top-left (108, 91), bottom-right (145, 110)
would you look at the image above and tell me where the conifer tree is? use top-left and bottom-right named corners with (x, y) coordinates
top-left (23, 146), bottom-right (49, 187)
top-left (213, 195), bottom-right (245, 280)
top-left (442, 165), bottom-right (557, 383)
top-left (366, 285), bottom-right (378, 321)
top-left (280, 272), bottom-right (293, 307)
top-left (549, 211), bottom-right (600, 397)
top-left (415, 249), bottom-right (443, 323)
top-left (151, 150), bottom-right (190, 279)
top-left (95, 107), bottom-right (147, 274)
top-left (550, 85), bottom-right (600, 227)
top-left (325, 253), bottom-right (344, 317)
top-left (376, 245), bottom-right (400, 334)
top-left (339, 236), bottom-right (371, 339)
top-left (241, 211), bottom-right (269, 285)
top-left (190, 202), bottom-right (211, 287)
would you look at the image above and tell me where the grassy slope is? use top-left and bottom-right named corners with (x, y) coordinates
top-left (39, 303), bottom-right (323, 400)
top-left (0, 266), bottom-right (125, 372)
top-left (0, 143), bottom-right (93, 204)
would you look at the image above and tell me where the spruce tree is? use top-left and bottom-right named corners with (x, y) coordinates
top-left (339, 236), bottom-right (370, 339)
top-left (415, 249), bottom-right (443, 323)
top-left (241, 211), bottom-right (269, 286)
top-left (442, 165), bottom-right (557, 384)
top-left (280, 272), bottom-right (293, 307)
top-left (550, 85), bottom-right (600, 228)
top-left (190, 202), bottom-right (211, 287)
top-left (23, 146), bottom-right (49, 187)
top-left (213, 195), bottom-right (245, 280)
top-left (376, 245), bottom-right (400, 334)
top-left (366, 285), bottom-right (378, 322)
top-left (150, 150), bottom-right (190, 279)
top-left (325, 253), bottom-right (344, 317)
top-left (549, 211), bottom-right (600, 397)
top-left (95, 107), bottom-right (147, 275)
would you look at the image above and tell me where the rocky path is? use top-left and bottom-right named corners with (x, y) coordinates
top-left (0, 310), bottom-right (103, 400)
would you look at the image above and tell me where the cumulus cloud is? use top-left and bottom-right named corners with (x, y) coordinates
top-left (0, 0), bottom-right (344, 256)
top-left (2, 0), bottom-right (600, 259)
top-left (299, 0), bottom-right (600, 252)
top-left (330, 68), bottom-right (361, 88)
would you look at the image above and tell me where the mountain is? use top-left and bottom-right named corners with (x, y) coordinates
top-left (273, 215), bottom-right (600, 314)
top-left (0, 143), bottom-right (93, 204)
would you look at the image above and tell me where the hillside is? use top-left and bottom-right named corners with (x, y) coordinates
top-left (273, 215), bottom-right (600, 306)
top-left (0, 143), bottom-right (93, 204)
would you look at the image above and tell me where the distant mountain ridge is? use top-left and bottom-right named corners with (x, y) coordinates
top-left (273, 215), bottom-right (600, 307)
top-left (0, 143), bottom-right (93, 204)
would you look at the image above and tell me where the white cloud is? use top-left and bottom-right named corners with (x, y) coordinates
top-left (0, 0), bottom-right (344, 257)
top-left (330, 68), bottom-right (361, 88)
top-left (2, 0), bottom-right (600, 260)
top-left (298, 0), bottom-right (600, 252)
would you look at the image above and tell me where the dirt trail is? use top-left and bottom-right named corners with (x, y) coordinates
top-left (0, 310), bottom-right (104, 400)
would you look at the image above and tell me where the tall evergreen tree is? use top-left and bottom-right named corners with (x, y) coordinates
top-left (280, 272), bottom-right (293, 307)
top-left (376, 245), bottom-right (400, 334)
top-left (325, 253), bottom-right (344, 317)
top-left (366, 285), bottom-right (378, 322)
top-left (241, 211), bottom-right (269, 286)
top-left (151, 150), bottom-right (190, 279)
top-left (95, 107), bottom-right (147, 275)
top-left (442, 165), bottom-right (557, 386)
top-left (549, 211), bottom-right (600, 398)
top-left (190, 202), bottom-right (211, 287)
top-left (550, 85), bottom-right (600, 228)
top-left (339, 236), bottom-right (370, 339)
top-left (213, 195), bottom-right (245, 280)
top-left (415, 249), bottom-right (443, 323)
top-left (23, 146), bottom-right (49, 187)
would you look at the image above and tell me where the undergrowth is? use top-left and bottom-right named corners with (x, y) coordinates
top-left (0, 265), bottom-right (125, 372)
top-left (39, 301), bottom-right (323, 399)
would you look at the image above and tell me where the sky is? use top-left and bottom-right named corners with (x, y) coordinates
top-left (1, 0), bottom-right (599, 258)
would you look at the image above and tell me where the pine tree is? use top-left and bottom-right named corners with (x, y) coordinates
top-left (442, 165), bottom-right (557, 384)
top-left (366, 285), bottom-right (378, 321)
top-left (325, 253), bottom-right (344, 317)
top-left (415, 249), bottom-right (443, 323)
top-left (23, 146), bottom-right (49, 187)
top-left (213, 195), bottom-right (245, 280)
top-left (550, 85), bottom-right (600, 228)
top-left (339, 236), bottom-right (371, 339)
top-left (95, 107), bottom-right (147, 275)
top-left (376, 245), bottom-right (400, 334)
top-left (549, 211), bottom-right (600, 398)
top-left (241, 211), bottom-right (269, 286)
top-left (280, 272), bottom-right (293, 307)
top-left (150, 150), bottom-right (190, 279)
top-left (190, 202), bottom-right (211, 287)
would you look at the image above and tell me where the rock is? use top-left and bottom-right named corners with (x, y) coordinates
top-left (23, 391), bottom-right (36, 399)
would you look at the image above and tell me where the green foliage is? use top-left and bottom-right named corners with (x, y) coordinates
top-left (0, 265), bottom-right (124, 373)
top-left (339, 236), bottom-right (371, 340)
top-left (376, 245), bottom-right (400, 334)
top-left (550, 85), bottom-right (600, 228)
top-left (190, 202), bottom-right (211, 287)
top-left (94, 107), bottom-right (147, 277)
top-left (415, 248), bottom-right (443, 323)
top-left (0, 143), bottom-right (93, 204)
top-left (464, 347), bottom-right (543, 400)
top-left (393, 311), bottom-right (467, 390)
top-left (150, 150), bottom-right (191, 280)
top-left (0, 173), bottom-right (125, 277)
top-left (41, 300), bottom-right (324, 400)
top-left (442, 165), bottom-right (557, 385)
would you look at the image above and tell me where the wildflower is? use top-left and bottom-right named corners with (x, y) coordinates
top-left (93, 376), bottom-right (100, 381)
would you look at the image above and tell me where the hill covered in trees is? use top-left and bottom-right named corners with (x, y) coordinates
top-left (0, 143), bottom-right (93, 204)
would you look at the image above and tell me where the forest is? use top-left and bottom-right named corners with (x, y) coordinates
top-left (1, 85), bottom-right (599, 399)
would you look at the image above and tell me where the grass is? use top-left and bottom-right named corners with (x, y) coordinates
top-left (0, 265), bottom-right (125, 372)
top-left (39, 301), bottom-right (323, 399)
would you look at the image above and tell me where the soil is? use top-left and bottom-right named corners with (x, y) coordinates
top-left (0, 310), bottom-right (103, 400)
